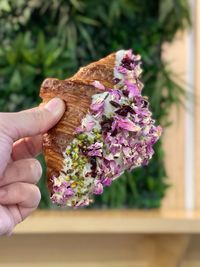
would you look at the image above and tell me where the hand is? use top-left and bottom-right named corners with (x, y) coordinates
top-left (0, 98), bottom-right (65, 235)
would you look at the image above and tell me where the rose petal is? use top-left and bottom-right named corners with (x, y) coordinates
top-left (91, 80), bottom-right (105, 90)
top-left (93, 181), bottom-right (103, 195)
top-left (125, 80), bottom-right (139, 97)
top-left (116, 116), bottom-right (141, 132)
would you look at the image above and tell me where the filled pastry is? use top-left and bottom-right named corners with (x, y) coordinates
top-left (40, 49), bottom-right (162, 207)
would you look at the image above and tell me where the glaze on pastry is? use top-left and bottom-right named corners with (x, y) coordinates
top-left (40, 50), bottom-right (162, 207)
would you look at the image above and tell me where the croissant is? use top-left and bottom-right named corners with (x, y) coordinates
top-left (40, 49), bottom-right (162, 207)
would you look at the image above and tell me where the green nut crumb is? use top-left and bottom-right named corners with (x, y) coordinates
top-left (72, 153), bottom-right (78, 160)
top-left (78, 133), bottom-right (87, 140)
top-left (65, 148), bottom-right (71, 154)
top-left (65, 176), bottom-right (70, 181)
top-left (74, 147), bottom-right (79, 153)
top-left (93, 128), bottom-right (99, 134)
top-left (96, 133), bottom-right (101, 139)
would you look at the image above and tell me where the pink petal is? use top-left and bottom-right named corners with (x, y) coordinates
top-left (93, 181), bottom-right (103, 195)
top-left (116, 117), bottom-right (140, 132)
top-left (125, 80), bottom-right (139, 97)
top-left (85, 121), bottom-right (95, 132)
top-left (91, 80), bottom-right (105, 90)
top-left (90, 102), bottom-right (104, 112)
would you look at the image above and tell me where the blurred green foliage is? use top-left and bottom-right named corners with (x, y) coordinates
top-left (0, 0), bottom-right (190, 209)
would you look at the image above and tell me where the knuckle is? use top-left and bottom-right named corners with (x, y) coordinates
top-left (19, 183), bottom-right (41, 207)
top-left (16, 183), bottom-right (25, 199)
top-left (21, 184), bottom-right (41, 208)
top-left (29, 159), bottom-right (42, 183)
top-left (32, 110), bottom-right (46, 134)
top-left (31, 185), bottom-right (41, 207)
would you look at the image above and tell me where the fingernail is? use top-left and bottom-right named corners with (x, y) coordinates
top-left (45, 98), bottom-right (65, 116)
top-left (0, 189), bottom-right (6, 198)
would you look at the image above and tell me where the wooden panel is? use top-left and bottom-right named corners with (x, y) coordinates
top-left (0, 234), bottom-right (153, 267)
top-left (181, 235), bottom-right (200, 267)
top-left (13, 210), bottom-right (200, 234)
top-left (161, 32), bottom-right (187, 209)
top-left (0, 233), bottom-right (192, 267)
top-left (3, 232), bottom-right (200, 267)
top-left (195, 0), bottom-right (200, 209)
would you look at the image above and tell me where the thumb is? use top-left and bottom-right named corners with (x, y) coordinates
top-left (0, 98), bottom-right (65, 141)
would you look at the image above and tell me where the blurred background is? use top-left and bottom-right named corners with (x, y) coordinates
top-left (0, 0), bottom-right (199, 266)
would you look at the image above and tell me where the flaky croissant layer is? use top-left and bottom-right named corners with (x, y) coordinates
top-left (40, 49), bottom-right (162, 207)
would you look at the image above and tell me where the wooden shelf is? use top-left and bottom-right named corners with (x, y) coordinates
top-left (14, 209), bottom-right (200, 234)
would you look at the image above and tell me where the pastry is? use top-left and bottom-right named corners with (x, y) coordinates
top-left (40, 49), bottom-right (162, 207)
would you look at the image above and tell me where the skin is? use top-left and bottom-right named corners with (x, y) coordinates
top-left (0, 98), bottom-right (65, 236)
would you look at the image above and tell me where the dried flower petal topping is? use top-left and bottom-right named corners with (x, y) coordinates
top-left (51, 49), bottom-right (162, 207)
top-left (91, 80), bottom-right (105, 90)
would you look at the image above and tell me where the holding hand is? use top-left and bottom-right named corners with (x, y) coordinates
top-left (0, 98), bottom-right (65, 235)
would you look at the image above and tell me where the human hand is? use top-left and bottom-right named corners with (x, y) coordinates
top-left (0, 98), bottom-right (65, 235)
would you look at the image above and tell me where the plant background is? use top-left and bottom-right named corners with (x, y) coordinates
top-left (0, 0), bottom-right (190, 209)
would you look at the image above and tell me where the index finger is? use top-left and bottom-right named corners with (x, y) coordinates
top-left (0, 98), bottom-right (65, 141)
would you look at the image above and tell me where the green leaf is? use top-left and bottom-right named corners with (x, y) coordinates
top-left (9, 70), bottom-right (22, 90)
top-left (5, 50), bottom-right (18, 65)
top-left (22, 49), bottom-right (37, 65)
top-left (78, 24), bottom-right (95, 56)
top-left (0, 0), bottom-right (11, 12)
top-left (44, 47), bottom-right (63, 67)
top-left (76, 15), bottom-right (100, 26)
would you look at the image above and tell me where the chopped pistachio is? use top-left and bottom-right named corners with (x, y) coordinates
top-left (71, 175), bottom-right (77, 180)
top-left (93, 128), bottom-right (99, 134)
top-left (96, 133), bottom-right (101, 139)
top-left (77, 133), bottom-right (87, 140)
top-left (73, 162), bottom-right (78, 167)
top-left (71, 182), bottom-right (77, 188)
top-left (65, 176), bottom-right (70, 181)
top-left (72, 153), bottom-right (78, 160)
top-left (78, 159), bottom-right (84, 165)
top-left (74, 147), bottom-right (79, 153)
top-left (79, 180), bottom-right (84, 187)
top-left (71, 143), bottom-right (77, 149)
top-left (65, 148), bottom-right (71, 154)
top-left (77, 188), bottom-right (81, 194)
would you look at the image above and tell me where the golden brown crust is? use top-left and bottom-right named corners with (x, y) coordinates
top-left (40, 53), bottom-right (116, 194)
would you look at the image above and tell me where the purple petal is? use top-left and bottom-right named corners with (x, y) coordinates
top-left (90, 101), bottom-right (105, 118)
top-left (87, 149), bottom-right (102, 157)
top-left (110, 160), bottom-right (121, 176)
top-left (117, 66), bottom-right (127, 74)
top-left (76, 126), bottom-right (83, 133)
top-left (125, 80), bottom-right (139, 97)
top-left (111, 119), bottom-right (118, 131)
top-left (102, 177), bottom-right (112, 187)
top-left (126, 49), bottom-right (133, 59)
top-left (64, 188), bottom-right (74, 197)
top-left (93, 181), bottom-right (103, 195)
top-left (104, 153), bottom-right (114, 161)
top-left (88, 142), bottom-right (103, 150)
top-left (109, 89), bottom-right (122, 101)
top-left (146, 144), bottom-right (154, 156)
top-left (116, 117), bottom-right (140, 132)
top-left (109, 144), bottom-right (121, 156)
top-left (85, 121), bottom-right (95, 132)
top-left (75, 198), bottom-right (90, 207)
top-left (122, 146), bottom-right (132, 158)
top-left (91, 80), bottom-right (105, 90)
